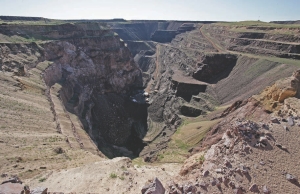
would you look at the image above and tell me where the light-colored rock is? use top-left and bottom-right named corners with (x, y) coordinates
top-left (286, 173), bottom-right (298, 183)
top-left (259, 136), bottom-right (268, 143)
top-left (287, 117), bottom-right (294, 126)
top-left (0, 182), bottom-right (23, 194)
top-left (262, 185), bottom-right (271, 194)
top-left (143, 178), bottom-right (165, 194)
top-left (179, 152), bottom-right (205, 176)
top-left (30, 187), bottom-right (48, 194)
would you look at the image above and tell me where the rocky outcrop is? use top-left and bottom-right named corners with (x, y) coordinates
top-left (0, 43), bottom-right (43, 72)
top-left (193, 53), bottom-right (238, 82)
top-left (0, 177), bottom-right (47, 194)
top-left (40, 29), bottom-right (147, 157)
top-left (219, 100), bottom-right (247, 118)
top-left (142, 178), bottom-right (165, 194)
top-left (150, 23), bottom-right (195, 43)
top-left (171, 77), bottom-right (207, 101)
top-left (0, 22), bottom-right (148, 158)
top-left (180, 104), bottom-right (203, 117)
top-left (177, 23), bottom-right (195, 32)
top-left (283, 97), bottom-right (300, 117)
top-left (253, 69), bottom-right (300, 112)
top-left (165, 70), bottom-right (300, 194)
top-left (0, 182), bottom-right (23, 194)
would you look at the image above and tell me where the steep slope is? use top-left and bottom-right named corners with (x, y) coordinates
top-left (165, 70), bottom-right (300, 194)
top-left (0, 22), bottom-right (146, 185)
top-left (133, 22), bottom-right (300, 161)
top-left (41, 32), bottom-right (145, 158)
top-left (201, 21), bottom-right (300, 59)
top-left (0, 43), bottom-right (102, 183)
top-left (1, 17), bottom-right (300, 194)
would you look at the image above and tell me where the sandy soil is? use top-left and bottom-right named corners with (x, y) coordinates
top-left (28, 157), bottom-right (181, 193)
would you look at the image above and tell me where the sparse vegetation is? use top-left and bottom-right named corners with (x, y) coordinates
top-left (109, 173), bottom-right (117, 179)
top-left (196, 155), bottom-right (205, 163)
top-left (53, 147), bottom-right (64, 154)
top-left (120, 166), bottom-right (127, 171)
top-left (0, 16), bottom-right (300, 193)
top-left (39, 177), bottom-right (47, 182)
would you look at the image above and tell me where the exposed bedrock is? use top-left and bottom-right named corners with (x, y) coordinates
top-left (111, 22), bottom-right (197, 49)
top-left (180, 104), bottom-right (203, 117)
top-left (171, 78), bottom-right (207, 101)
top-left (193, 53), bottom-right (238, 82)
top-left (203, 24), bottom-right (300, 59)
top-left (150, 23), bottom-right (196, 43)
top-left (0, 42), bottom-right (44, 72)
top-left (151, 30), bottom-right (178, 43)
top-left (41, 32), bottom-right (148, 158)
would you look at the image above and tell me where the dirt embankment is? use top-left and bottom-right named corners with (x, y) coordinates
top-left (207, 56), bottom-right (298, 104)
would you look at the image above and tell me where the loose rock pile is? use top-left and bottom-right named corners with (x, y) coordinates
top-left (150, 119), bottom-right (276, 194)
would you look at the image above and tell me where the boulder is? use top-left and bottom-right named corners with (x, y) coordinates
top-left (0, 182), bottom-right (23, 194)
top-left (234, 187), bottom-right (244, 194)
top-left (202, 170), bottom-right (209, 177)
top-left (287, 117), bottom-right (294, 126)
top-left (259, 136), bottom-right (268, 144)
top-left (270, 117), bottom-right (280, 124)
top-left (211, 178), bottom-right (217, 186)
top-left (30, 187), bottom-right (48, 194)
top-left (286, 173), bottom-right (298, 184)
top-left (142, 178), bottom-right (165, 194)
top-left (262, 185), bottom-right (271, 194)
top-left (21, 185), bottom-right (30, 194)
top-left (249, 183), bottom-right (259, 192)
top-left (183, 183), bottom-right (196, 193)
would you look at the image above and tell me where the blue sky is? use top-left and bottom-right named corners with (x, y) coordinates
top-left (0, 0), bottom-right (299, 21)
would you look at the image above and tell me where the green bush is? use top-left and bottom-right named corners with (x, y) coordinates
top-left (110, 173), bottom-right (117, 179)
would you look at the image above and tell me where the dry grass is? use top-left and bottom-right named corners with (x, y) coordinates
top-left (217, 20), bottom-right (300, 29)
top-left (156, 114), bottom-right (221, 163)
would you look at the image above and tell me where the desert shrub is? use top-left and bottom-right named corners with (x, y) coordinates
top-left (53, 147), bottom-right (64, 154)
top-left (110, 173), bottom-right (117, 179)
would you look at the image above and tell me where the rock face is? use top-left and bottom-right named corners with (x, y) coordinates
top-left (166, 70), bottom-right (300, 194)
top-left (180, 104), bottom-right (202, 117)
top-left (192, 54), bottom-right (238, 82)
top-left (254, 69), bottom-right (300, 112)
top-left (0, 43), bottom-right (42, 72)
top-left (40, 26), bottom-right (146, 157)
top-left (0, 23), bottom-right (147, 158)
